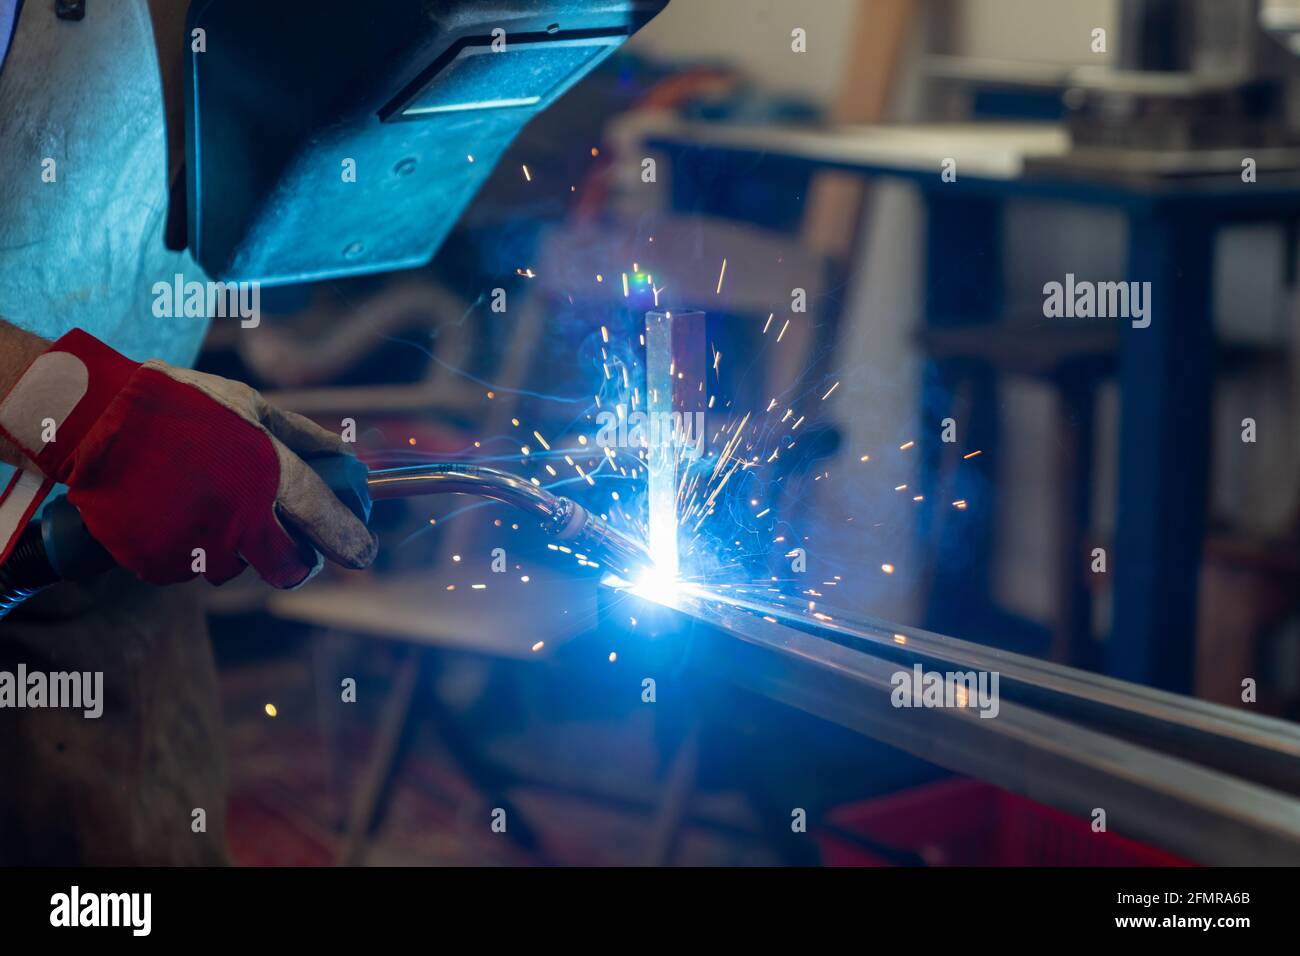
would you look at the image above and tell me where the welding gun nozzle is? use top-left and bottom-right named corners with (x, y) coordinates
top-left (549, 499), bottom-right (654, 580)
top-left (365, 464), bottom-right (653, 578)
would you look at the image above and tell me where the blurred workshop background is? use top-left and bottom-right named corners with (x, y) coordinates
top-left (195, 0), bottom-right (1300, 865)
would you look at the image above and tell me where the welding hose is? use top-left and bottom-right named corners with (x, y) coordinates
top-left (0, 460), bottom-right (649, 620)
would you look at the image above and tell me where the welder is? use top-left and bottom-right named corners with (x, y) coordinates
top-left (0, 0), bottom-right (665, 864)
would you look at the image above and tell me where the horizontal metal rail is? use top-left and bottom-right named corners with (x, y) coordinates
top-left (608, 581), bottom-right (1300, 865)
top-left (695, 584), bottom-right (1300, 797)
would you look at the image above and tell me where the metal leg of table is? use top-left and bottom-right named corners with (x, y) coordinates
top-left (919, 192), bottom-right (1003, 637)
top-left (1108, 212), bottom-right (1216, 692)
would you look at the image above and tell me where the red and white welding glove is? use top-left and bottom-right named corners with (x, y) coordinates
top-left (0, 329), bottom-right (376, 587)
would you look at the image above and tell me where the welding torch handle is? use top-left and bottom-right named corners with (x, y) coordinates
top-left (0, 454), bottom-right (372, 608)
top-left (0, 458), bottom-right (648, 619)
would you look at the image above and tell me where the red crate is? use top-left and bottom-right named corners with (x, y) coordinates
top-left (817, 777), bottom-right (1192, 866)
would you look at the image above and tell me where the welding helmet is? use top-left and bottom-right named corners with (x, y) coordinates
top-left (0, 0), bottom-right (668, 311)
top-left (0, 0), bottom-right (208, 364)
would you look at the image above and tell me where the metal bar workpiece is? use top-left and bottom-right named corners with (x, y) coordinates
top-left (609, 582), bottom-right (1300, 865)
top-left (694, 587), bottom-right (1300, 797)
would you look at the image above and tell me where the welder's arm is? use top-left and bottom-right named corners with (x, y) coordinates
top-left (0, 320), bottom-right (375, 587)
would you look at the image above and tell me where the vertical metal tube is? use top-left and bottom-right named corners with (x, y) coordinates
top-left (644, 310), bottom-right (706, 578)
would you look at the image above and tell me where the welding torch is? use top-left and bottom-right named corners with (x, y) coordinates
top-left (0, 457), bottom-right (651, 618)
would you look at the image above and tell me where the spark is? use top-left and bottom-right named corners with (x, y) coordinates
top-left (522, 164), bottom-right (532, 181)
top-left (881, 563), bottom-right (895, 574)
top-left (716, 257), bottom-right (727, 294)
top-left (532, 641), bottom-right (545, 652)
top-left (472, 583), bottom-right (487, 590)
top-left (964, 449), bottom-right (983, 459)
top-left (452, 554), bottom-right (462, 562)
top-left (608, 651), bottom-right (618, 662)
top-left (822, 381), bottom-right (840, 401)
top-left (521, 575), bottom-right (530, 583)
top-left (777, 319), bottom-right (790, 342)
top-left (533, 430), bottom-right (551, 450)
top-left (516, 267), bottom-right (536, 278)
top-left (899, 440), bottom-right (914, 450)
top-left (264, 703), bottom-right (278, 718)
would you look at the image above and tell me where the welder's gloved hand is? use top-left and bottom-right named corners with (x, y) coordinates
top-left (0, 329), bottom-right (376, 588)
